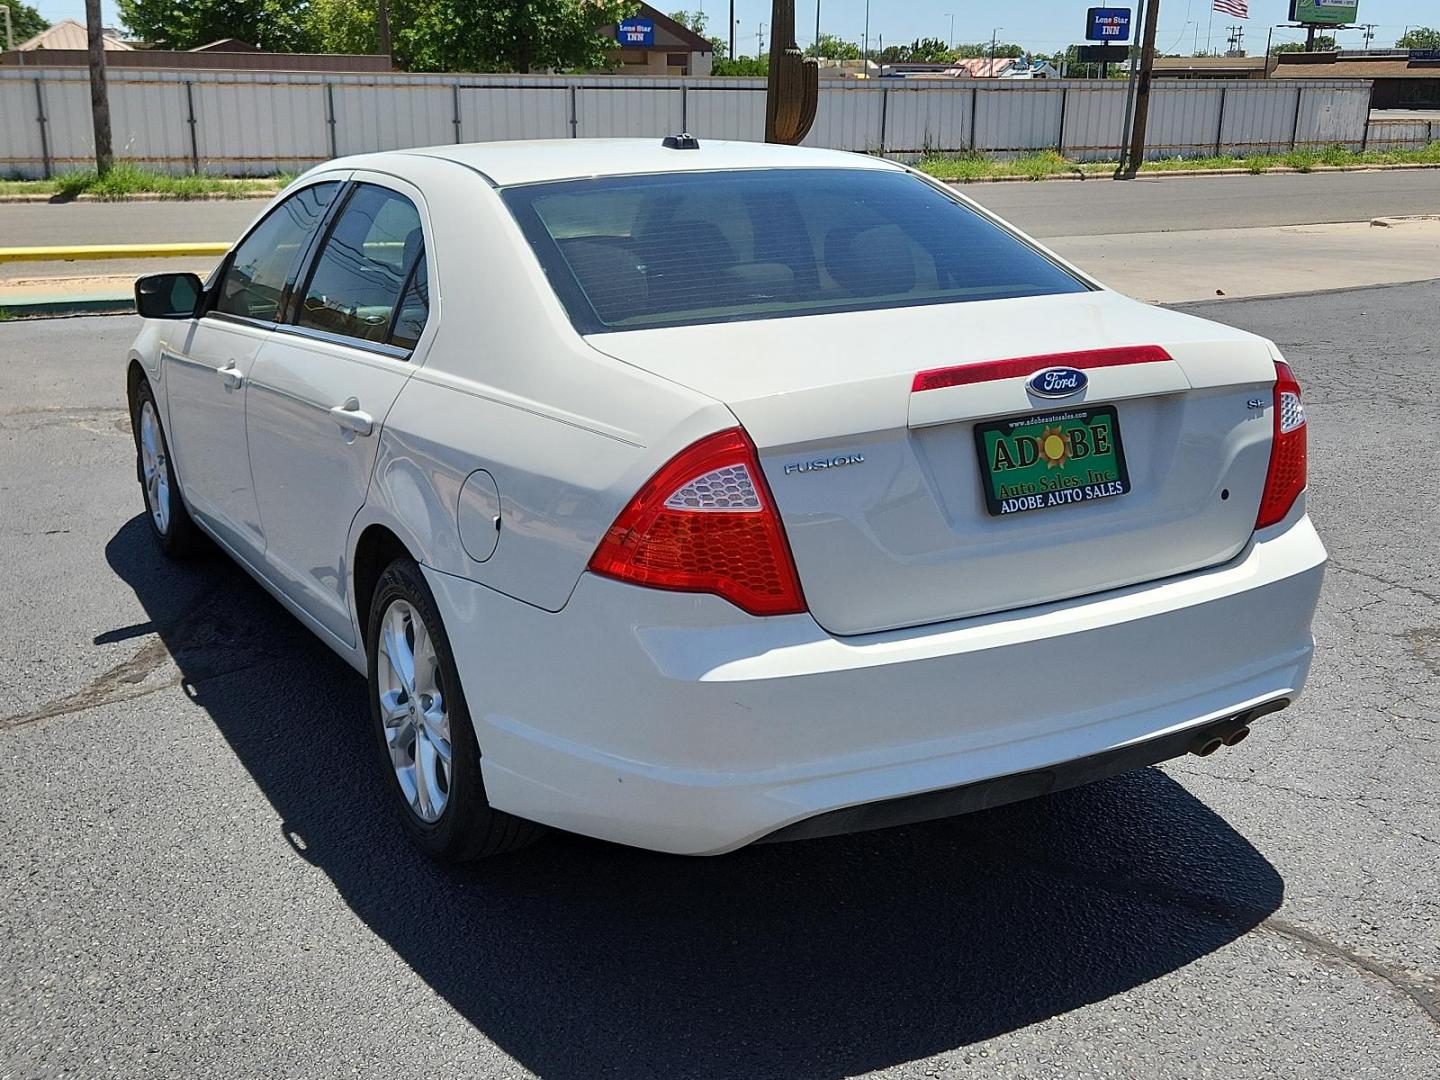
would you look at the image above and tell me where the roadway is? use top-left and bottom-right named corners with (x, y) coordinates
top-left (0, 169), bottom-right (1437, 248)
top-left (1, 281), bottom-right (1438, 1078)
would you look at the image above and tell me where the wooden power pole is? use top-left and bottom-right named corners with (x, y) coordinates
top-left (84, 0), bottom-right (112, 177)
top-left (1118, 0), bottom-right (1160, 179)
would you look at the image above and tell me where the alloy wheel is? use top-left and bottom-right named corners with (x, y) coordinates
top-left (138, 400), bottom-right (171, 535)
top-left (376, 598), bottom-right (453, 822)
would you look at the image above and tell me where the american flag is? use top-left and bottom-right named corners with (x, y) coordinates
top-left (1213, 0), bottom-right (1249, 17)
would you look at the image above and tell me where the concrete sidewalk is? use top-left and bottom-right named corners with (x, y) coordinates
top-left (1047, 218), bottom-right (1440, 304)
top-left (2, 218), bottom-right (1437, 316)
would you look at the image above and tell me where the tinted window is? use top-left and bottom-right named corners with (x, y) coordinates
top-left (216, 182), bottom-right (339, 322)
top-left (389, 253), bottom-right (429, 350)
top-left (503, 168), bottom-right (1088, 333)
top-left (297, 184), bottom-right (424, 346)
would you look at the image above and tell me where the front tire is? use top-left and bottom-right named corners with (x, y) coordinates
top-left (132, 379), bottom-right (200, 557)
top-left (366, 557), bottom-right (544, 860)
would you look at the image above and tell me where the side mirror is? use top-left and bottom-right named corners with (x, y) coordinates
top-left (135, 272), bottom-right (203, 320)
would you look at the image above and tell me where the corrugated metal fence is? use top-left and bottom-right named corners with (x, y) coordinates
top-left (0, 66), bottom-right (1390, 178)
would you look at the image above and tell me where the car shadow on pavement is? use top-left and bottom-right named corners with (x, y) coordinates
top-left (107, 514), bottom-right (1284, 1080)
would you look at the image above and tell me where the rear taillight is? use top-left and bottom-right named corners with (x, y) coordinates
top-left (1255, 360), bottom-right (1307, 529)
top-left (589, 428), bottom-right (807, 617)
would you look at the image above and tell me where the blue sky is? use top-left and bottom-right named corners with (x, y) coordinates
top-left (28, 0), bottom-right (1439, 56)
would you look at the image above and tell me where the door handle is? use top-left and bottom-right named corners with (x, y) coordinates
top-left (217, 362), bottom-right (244, 390)
top-left (329, 397), bottom-right (374, 438)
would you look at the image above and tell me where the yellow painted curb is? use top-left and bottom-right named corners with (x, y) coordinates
top-left (0, 242), bottom-right (229, 263)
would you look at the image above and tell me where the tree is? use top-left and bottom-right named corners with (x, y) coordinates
top-left (399, 0), bottom-right (636, 73)
top-left (953, 41), bottom-right (1023, 59)
top-left (4, 0), bottom-right (48, 44)
top-left (1271, 35), bottom-right (1335, 53)
top-left (669, 9), bottom-right (707, 35)
top-left (713, 55), bottom-right (767, 75)
top-left (904, 36), bottom-right (953, 63)
top-left (118, 0), bottom-right (316, 51)
top-left (308, 0), bottom-right (378, 54)
top-left (804, 32), bottom-right (860, 59)
top-left (1396, 27), bottom-right (1440, 50)
top-left (876, 37), bottom-right (954, 63)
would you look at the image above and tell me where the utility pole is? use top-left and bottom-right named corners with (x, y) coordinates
top-left (1117, 0), bottom-right (1159, 179)
top-left (1226, 25), bottom-right (1243, 55)
top-left (84, 0), bottom-right (112, 177)
top-left (730, 0), bottom-right (736, 60)
top-left (814, 0), bottom-right (820, 55)
top-left (989, 26), bottom-right (1003, 67)
top-left (946, 13), bottom-right (955, 48)
top-left (862, 0), bottom-right (870, 68)
top-left (378, 0), bottom-right (392, 60)
top-left (757, 22), bottom-right (766, 60)
top-left (1360, 23), bottom-right (1376, 49)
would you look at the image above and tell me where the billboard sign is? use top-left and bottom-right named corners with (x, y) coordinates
top-left (617, 17), bottom-right (656, 46)
top-left (1086, 7), bottom-right (1132, 42)
top-left (1288, 0), bottom-right (1360, 26)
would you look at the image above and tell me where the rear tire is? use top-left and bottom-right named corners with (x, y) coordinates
top-left (366, 557), bottom-right (545, 861)
top-left (132, 379), bottom-right (201, 558)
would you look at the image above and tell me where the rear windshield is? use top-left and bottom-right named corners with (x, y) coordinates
top-left (501, 167), bottom-right (1088, 333)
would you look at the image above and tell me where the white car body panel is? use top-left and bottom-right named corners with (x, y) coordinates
top-left (125, 139), bottom-right (1327, 853)
top-left (429, 502), bottom-right (1324, 855)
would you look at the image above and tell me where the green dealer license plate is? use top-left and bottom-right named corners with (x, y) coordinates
top-left (973, 405), bottom-right (1131, 517)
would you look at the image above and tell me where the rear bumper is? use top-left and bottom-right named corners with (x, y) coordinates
top-left (427, 508), bottom-right (1326, 855)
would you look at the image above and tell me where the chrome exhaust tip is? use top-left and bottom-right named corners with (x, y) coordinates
top-left (1189, 734), bottom-right (1225, 757)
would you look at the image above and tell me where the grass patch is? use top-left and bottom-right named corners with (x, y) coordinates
top-left (0, 164), bottom-right (291, 199)
top-left (919, 142), bottom-right (1440, 182)
top-left (0, 309), bottom-right (16, 321)
top-left (918, 149), bottom-right (1090, 181)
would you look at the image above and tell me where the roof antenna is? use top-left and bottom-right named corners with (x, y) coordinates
top-left (662, 133), bottom-right (700, 150)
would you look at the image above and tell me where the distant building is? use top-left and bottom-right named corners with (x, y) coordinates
top-left (999, 59), bottom-right (1060, 79)
top-left (595, 4), bottom-right (714, 76)
top-left (1272, 50), bottom-right (1440, 109)
top-left (1, 24), bottom-right (390, 71)
top-left (12, 18), bottom-right (134, 52)
top-left (1151, 55), bottom-right (1271, 80)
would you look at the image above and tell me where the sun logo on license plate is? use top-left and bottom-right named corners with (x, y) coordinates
top-left (1039, 425), bottom-right (1070, 468)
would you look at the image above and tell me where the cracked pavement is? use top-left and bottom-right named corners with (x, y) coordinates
top-left (1, 283), bottom-right (1438, 1078)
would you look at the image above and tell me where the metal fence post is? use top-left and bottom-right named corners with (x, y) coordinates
top-left (570, 85), bottom-right (578, 137)
top-left (681, 83), bottom-right (688, 132)
top-left (878, 86), bottom-right (888, 154)
top-left (1290, 87), bottom-right (1303, 151)
top-left (185, 82), bottom-right (200, 174)
top-left (1214, 85), bottom-right (1227, 157)
top-left (969, 86), bottom-right (979, 152)
top-left (325, 83), bottom-right (338, 158)
top-left (33, 77), bottom-right (51, 178)
top-left (452, 82), bottom-right (462, 143)
top-left (1057, 86), bottom-right (1068, 154)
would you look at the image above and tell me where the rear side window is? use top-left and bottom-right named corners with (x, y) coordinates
top-left (297, 184), bottom-right (425, 347)
top-left (215, 181), bottom-right (339, 323)
top-left (502, 168), bottom-right (1088, 332)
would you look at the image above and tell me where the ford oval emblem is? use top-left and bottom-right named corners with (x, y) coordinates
top-left (1027, 366), bottom-right (1088, 398)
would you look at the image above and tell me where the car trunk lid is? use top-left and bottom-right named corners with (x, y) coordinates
top-left (587, 291), bottom-right (1280, 636)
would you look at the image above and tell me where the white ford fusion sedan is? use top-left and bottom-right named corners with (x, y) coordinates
top-left (126, 137), bottom-right (1325, 859)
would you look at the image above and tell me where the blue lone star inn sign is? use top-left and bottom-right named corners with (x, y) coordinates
top-left (1086, 7), bottom-right (1132, 41)
top-left (617, 17), bottom-right (656, 46)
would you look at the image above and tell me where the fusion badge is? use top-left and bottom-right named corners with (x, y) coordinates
top-left (783, 453), bottom-right (865, 476)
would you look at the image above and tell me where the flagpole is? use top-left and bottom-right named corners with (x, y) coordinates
top-left (1207, 2), bottom-right (1214, 54)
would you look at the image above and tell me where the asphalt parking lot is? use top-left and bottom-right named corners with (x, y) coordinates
top-left (2, 280), bottom-right (1438, 1078)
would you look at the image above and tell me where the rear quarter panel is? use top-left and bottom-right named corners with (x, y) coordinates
top-left (353, 156), bottom-right (731, 614)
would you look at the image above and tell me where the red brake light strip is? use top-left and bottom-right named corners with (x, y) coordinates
top-left (912, 345), bottom-right (1173, 393)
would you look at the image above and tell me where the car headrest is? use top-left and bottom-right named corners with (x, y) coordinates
top-left (824, 224), bottom-right (916, 297)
